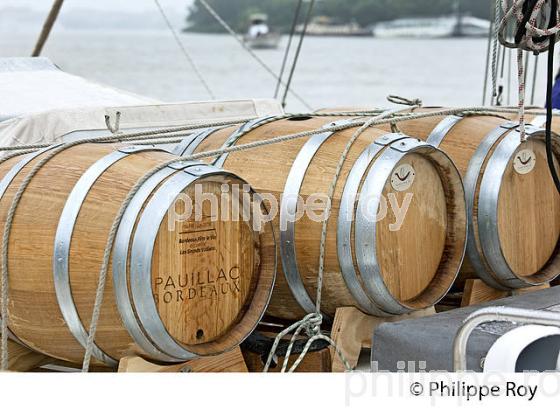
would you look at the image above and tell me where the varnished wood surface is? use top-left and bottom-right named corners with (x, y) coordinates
top-left (242, 344), bottom-right (331, 373)
top-left (330, 306), bottom-right (435, 372)
top-left (153, 181), bottom-right (258, 347)
top-left (376, 111), bottom-right (560, 287)
top-left (118, 347), bottom-right (248, 372)
top-left (461, 279), bottom-right (551, 307)
top-left (497, 139), bottom-right (560, 278)
top-left (376, 153), bottom-right (447, 302)
top-left (0, 143), bottom-right (274, 364)
top-left (6, 340), bottom-right (56, 372)
top-left (188, 116), bottom-right (464, 319)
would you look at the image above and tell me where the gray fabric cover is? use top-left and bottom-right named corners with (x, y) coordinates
top-left (371, 286), bottom-right (560, 372)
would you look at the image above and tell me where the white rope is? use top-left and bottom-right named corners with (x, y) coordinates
top-left (492, 0), bottom-right (502, 102)
top-left (495, 0), bottom-right (560, 140)
top-left (498, 0), bottom-right (560, 52)
top-left (0, 112), bottom-right (389, 154)
top-left (517, 48), bottom-right (528, 140)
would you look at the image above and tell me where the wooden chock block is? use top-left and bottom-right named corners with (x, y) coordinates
top-left (329, 306), bottom-right (435, 372)
top-left (461, 279), bottom-right (550, 307)
top-left (6, 339), bottom-right (56, 372)
top-left (118, 346), bottom-right (248, 373)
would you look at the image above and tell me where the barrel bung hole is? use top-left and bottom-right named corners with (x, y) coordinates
top-left (287, 115), bottom-right (313, 121)
top-left (196, 329), bottom-right (205, 340)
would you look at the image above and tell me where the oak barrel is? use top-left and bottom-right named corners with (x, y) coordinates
top-left (0, 143), bottom-right (275, 366)
top-left (173, 116), bottom-right (467, 319)
top-left (374, 112), bottom-right (560, 289)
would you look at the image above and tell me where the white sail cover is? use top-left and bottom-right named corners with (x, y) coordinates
top-left (0, 57), bottom-right (283, 149)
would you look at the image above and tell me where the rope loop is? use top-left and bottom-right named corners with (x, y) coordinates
top-left (104, 111), bottom-right (121, 134)
top-left (498, 0), bottom-right (560, 52)
top-left (387, 95), bottom-right (423, 107)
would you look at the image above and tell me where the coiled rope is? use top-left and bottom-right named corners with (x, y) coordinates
top-left (496, 0), bottom-right (560, 192)
top-left (496, 0), bottom-right (560, 140)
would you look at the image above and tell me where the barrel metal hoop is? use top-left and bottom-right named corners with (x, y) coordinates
top-left (279, 120), bottom-right (355, 315)
top-left (53, 146), bottom-right (168, 365)
top-left (464, 123), bottom-right (517, 290)
top-left (426, 115), bottom-right (464, 147)
top-left (113, 167), bottom-right (182, 362)
top-left (530, 116), bottom-right (547, 128)
top-left (354, 138), bottom-right (431, 315)
top-left (213, 116), bottom-right (277, 168)
top-left (0, 144), bottom-right (63, 351)
top-left (172, 127), bottom-right (225, 157)
top-left (129, 165), bottom-right (236, 360)
top-left (337, 133), bottom-right (407, 316)
top-left (478, 126), bottom-right (555, 288)
top-left (530, 110), bottom-right (560, 128)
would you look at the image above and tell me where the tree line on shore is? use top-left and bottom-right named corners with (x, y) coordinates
top-left (185, 0), bottom-right (492, 33)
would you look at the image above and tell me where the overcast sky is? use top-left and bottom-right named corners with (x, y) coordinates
top-left (1, 0), bottom-right (194, 13)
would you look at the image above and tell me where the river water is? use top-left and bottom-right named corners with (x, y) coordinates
top-left (0, 28), bottom-right (551, 112)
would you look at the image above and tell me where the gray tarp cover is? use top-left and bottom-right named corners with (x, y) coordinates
top-left (371, 287), bottom-right (560, 372)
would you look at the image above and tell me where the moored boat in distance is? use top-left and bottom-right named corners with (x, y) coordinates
top-left (243, 13), bottom-right (281, 49)
top-left (373, 15), bottom-right (490, 38)
top-left (296, 16), bottom-right (373, 37)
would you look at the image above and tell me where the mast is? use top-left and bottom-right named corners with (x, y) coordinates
top-left (32, 0), bottom-right (65, 57)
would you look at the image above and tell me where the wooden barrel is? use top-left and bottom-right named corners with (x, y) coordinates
top-left (373, 112), bottom-right (560, 289)
top-left (0, 143), bottom-right (275, 366)
top-left (516, 111), bottom-right (560, 132)
top-left (173, 116), bottom-right (467, 320)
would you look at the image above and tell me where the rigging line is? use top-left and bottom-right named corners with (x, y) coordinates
top-left (31, 0), bottom-right (65, 56)
top-left (496, 43), bottom-right (507, 105)
top-left (197, 0), bottom-right (313, 110)
top-left (281, 0), bottom-right (315, 108)
top-left (523, 48), bottom-right (530, 85)
top-left (482, 0), bottom-right (496, 105)
top-left (530, 53), bottom-right (539, 105)
top-left (490, 0), bottom-right (501, 103)
top-left (507, 47), bottom-right (512, 105)
top-left (154, 0), bottom-right (216, 99)
top-left (274, 0), bottom-right (304, 99)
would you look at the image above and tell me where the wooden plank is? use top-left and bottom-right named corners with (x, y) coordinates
top-left (242, 348), bottom-right (331, 372)
top-left (329, 306), bottom-right (435, 372)
top-left (512, 283), bottom-right (550, 295)
top-left (461, 279), bottom-right (550, 307)
top-left (461, 279), bottom-right (508, 307)
top-left (118, 347), bottom-right (247, 373)
top-left (7, 340), bottom-right (56, 372)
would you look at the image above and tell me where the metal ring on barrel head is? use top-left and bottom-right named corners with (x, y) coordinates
top-left (354, 138), bottom-right (430, 315)
top-left (530, 110), bottom-right (560, 128)
top-left (129, 164), bottom-right (245, 360)
top-left (53, 146), bottom-right (169, 366)
top-left (337, 133), bottom-right (407, 316)
top-left (477, 125), bottom-right (560, 288)
top-left (114, 160), bottom-right (201, 361)
top-left (279, 120), bottom-right (356, 315)
top-left (0, 144), bottom-right (63, 351)
top-left (463, 122), bottom-right (519, 290)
